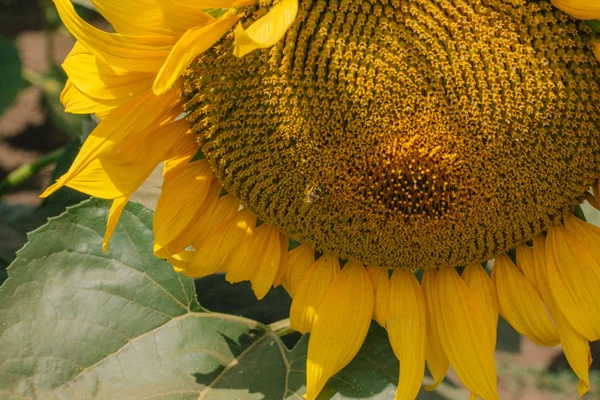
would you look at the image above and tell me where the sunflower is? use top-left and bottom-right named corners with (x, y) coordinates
top-left (43, 0), bottom-right (600, 398)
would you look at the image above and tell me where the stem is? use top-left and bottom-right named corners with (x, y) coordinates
top-left (268, 318), bottom-right (295, 337)
top-left (0, 148), bottom-right (65, 195)
top-left (22, 68), bottom-right (45, 87)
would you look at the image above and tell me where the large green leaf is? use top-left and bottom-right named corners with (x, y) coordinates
top-left (0, 198), bottom-right (266, 399)
top-left (0, 199), bottom-right (465, 399)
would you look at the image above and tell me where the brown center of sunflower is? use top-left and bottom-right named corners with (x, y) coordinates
top-left (183, 0), bottom-right (600, 269)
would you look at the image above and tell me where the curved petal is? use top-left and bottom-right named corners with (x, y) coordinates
top-left (290, 254), bottom-right (340, 334)
top-left (305, 262), bottom-right (374, 400)
top-left (226, 223), bottom-right (283, 300)
top-left (91, 0), bottom-right (216, 37)
top-left (171, 194), bottom-right (241, 277)
top-left (547, 223), bottom-right (600, 341)
top-left (188, 207), bottom-right (256, 277)
top-left (153, 159), bottom-right (214, 243)
top-left (53, 0), bottom-right (170, 72)
top-left (156, 179), bottom-right (221, 258)
top-left (66, 120), bottom-right (190, 199)
top-left (281, 244), bottom-right (314, 297)
top-left (387, 269), bottom-right (426, 400)
top-left (63, 43), bottom-right (154, 102)
top-left (433, 267), bottom-right (499, 400)
top-left (492, 255), bottom-right (559, 346)
top-left (61, 80), bottom-right (121, 117)
top-left (531, 236), bottom-right (591, 397)
top-left (421, 269), bottom-right (449, 391)
top-left (551, 0), bottom-right (600, 19)
top-left (169, 0), bottom-right (256, 8)
top-left (462, 263), bottom-right (498, 346)
top-left (153, 12), bottom-right (241, 95)
top-left (233, 0), bottom-right (298, 57)
top-left (366, 265), bottom-right (390, 328)
top-left (103, 196), bottom-right (128, 252)
top-left (42, 89), bottom-right (181, 198)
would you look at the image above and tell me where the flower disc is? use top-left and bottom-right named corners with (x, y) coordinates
top-left (183, 0), bottom-right (600, 269)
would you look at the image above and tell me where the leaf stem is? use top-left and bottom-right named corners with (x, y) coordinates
top-left (0, 148), bottom-right (65, 195)
top-left (268, 318), bottom-right (295, 337)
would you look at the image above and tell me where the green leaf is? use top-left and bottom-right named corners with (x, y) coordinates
top-left (195, 274), bottom-right (292, 324)
top-left (0, 203), bottom-right (29, 269)
top-left (0, 36), bottom-right (25, 116)
top-left (0, 198), bottom-right (270, 399)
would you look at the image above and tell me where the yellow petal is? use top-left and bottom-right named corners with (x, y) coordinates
top-left (462, 263), bottom-right (498, 346)
top-left (189, 192), bottom-right (240, 248)
top-left (225, 223), bottom-right (282, 300)
top-left (102, 196), bottom-right (128, 252)
top-left (305, 261), bottom-right (374, 400)
top-left (61, 80), bottom-right (120, 116)
top-left (492, 255), bottom-right (559, 347)
top-left (153, 158), bottom-right (214, 255)
top-left (281, 244), bottom-right (314, 297)
top-left (551, 0), bottom-right (600, 19)
top-left (421, 269), bottom-right (449, 391)
top-left (564, 215), bottom-right (600, 265)
top-left (594, 43), bottom-right (600, 64)
top-left (290, 254), bottom-right (340, 334)
top-left (433, 267), bottom-right (499, 400)
top-left (528, 236), bottom-right (592, 396)
top-left (555, 306), bottom-right (592, 397)
top-left (272, 232), bottom-right (289, 288)
top-left (185, 208), bottom-right (256, 278)
top-left (41, 89), bottom-right (181, 198)
top-left (169, 0), bottom-right (256, 8)
top-left (153, 12), bottom-right (241, 95)
top-left (91, 0), bottom-right (215, 37)
top-left (66, 120), bottom-right (190, 199)
top-left (63, 42), bottom-right (154, 102)
top-left (515, 245), bottom-right (541, 293)
top-left (547, 223), bottom-right (600, 341)
top-left (250, 226), bottom-right (284, 299)
top-left (53, 0), bottom-right (170, 72)
top-left (233, 0), bottom-right (298, 57)
top-left (387, 269), bottom-right (426, 400)
top-left (156, 179), bottom-right (222, 259)
top-left (366, 264), bottom-right (390, 328)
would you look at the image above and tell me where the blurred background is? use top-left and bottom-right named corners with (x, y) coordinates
top-left (0, 0), bottom-right (598, 398)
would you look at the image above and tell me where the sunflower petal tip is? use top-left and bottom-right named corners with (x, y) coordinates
top-left (152, 77), bottom-right (170, 97)
top-left (233, 23), bottom-right (251, 58)
top-left (40, 182), bottom-right (61, 199)
top-left (424, 381), bottom-right (442, 392)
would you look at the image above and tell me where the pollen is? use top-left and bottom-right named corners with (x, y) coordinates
top-left (183, 0), bottom-right (600, 269)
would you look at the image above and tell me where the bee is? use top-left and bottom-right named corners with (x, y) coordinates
top-left (304, 185), bottom-right (322, 204)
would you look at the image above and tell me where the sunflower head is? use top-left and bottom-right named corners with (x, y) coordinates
top-left (184, 0), bottom-right (600, 269)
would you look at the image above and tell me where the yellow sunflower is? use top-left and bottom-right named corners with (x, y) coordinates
top-left (43, 0), bottom-right (600, 398)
